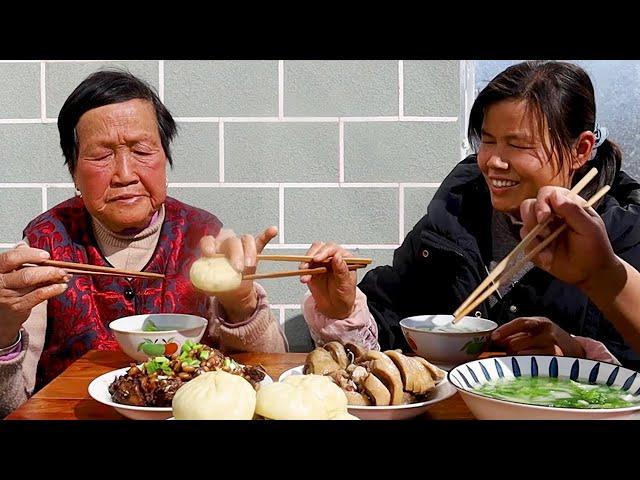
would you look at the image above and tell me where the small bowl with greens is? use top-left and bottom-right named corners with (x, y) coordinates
top-left (399, 314), bottom-right (498, 370)
top-left (109, 313), bottom-right (207, 362)
top-left (448, 355), bottom-right (640, 419)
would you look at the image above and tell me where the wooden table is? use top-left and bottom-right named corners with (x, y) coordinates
top-left (5, 350), bottom-right (476, 420)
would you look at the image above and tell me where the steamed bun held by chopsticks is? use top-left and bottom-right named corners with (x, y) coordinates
top-left (190, 257), bottom-right (243, 293)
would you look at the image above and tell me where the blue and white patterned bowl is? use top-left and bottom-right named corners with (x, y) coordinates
top-left (448, 356), bottom-right (640, 420)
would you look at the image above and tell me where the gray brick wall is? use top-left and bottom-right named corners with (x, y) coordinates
top-left (0, 60), bottom-right (470, 352)
top-left (224, 123), bottom-right (339, 182)
top-left (344, 122), bottom-right (459, 182)
top-left (0, 63), bottom-right (40, 118)
top-left (165, 61), bottom-right (278, 117)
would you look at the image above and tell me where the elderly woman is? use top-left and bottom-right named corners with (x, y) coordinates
top-left (0, 70), bottom-right (286, 416)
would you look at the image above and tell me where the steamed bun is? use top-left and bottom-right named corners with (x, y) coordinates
top-left (190, 257), bottom-right (243, 293)
top-left (281, 375), bottom-right (348, 417)
top-left (172, 370), bottom-right (256, 420)
top-left (255, 374), bottom-right (351, 420)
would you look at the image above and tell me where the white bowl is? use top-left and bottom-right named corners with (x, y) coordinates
top-left (109, 314), bottom-right (207, 362)
top-left (400, 314), bottom-right (498, 370)
top-left (88, 366), bottom-right (273, 420)
top-left (448, 355), bottom-right (640, 420)
top-left (278, 365), bottom-right (456, 420)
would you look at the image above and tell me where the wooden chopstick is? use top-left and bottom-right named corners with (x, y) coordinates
top-left (26, 253), bottom-right (369, 282)
top-left (211, 253), bottom-right (372, 265)
top-left (242, 264), bottom-right (365, 281)
top-left (453, 167), bottom-right (598, 319)
top-left (30, 261), bottom-right (365, 282)
top-left (452, 184), bottom-right (611, 323)
top-left (29, 259), bottom-right (165, 280)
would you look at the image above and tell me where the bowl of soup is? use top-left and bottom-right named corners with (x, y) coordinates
top-left (109, 314), bottom-right (208, 362)
top-left (399, 315), bottom-right (498, 370)
top-left (448, 355), bottom-right (640, 419)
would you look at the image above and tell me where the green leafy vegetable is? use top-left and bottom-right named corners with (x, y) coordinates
top-left (142, 319), bottom-right (160, 332)
top-left (144, 356), bottom-right (173, 375)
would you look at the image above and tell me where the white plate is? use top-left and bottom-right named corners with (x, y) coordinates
top-left (279, 366), bottom-right (456, 420)
top-left (88, 366), bottom-right (273, 420)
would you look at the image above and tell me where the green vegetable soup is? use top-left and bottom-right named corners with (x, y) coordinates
top-left (474, 377), bottom-right (640, 409)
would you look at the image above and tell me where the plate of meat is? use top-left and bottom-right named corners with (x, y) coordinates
top-left (88, 341), bottom-right (272, 420)
top-left (278, 341), bottom-right (456, 420)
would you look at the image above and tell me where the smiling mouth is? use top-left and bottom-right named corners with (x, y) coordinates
top-left (490, 179), bottom-right (519, 188)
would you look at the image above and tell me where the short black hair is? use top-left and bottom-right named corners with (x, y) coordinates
top-left (57, 69), bottom-right (177, 176)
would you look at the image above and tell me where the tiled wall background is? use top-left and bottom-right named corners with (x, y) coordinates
top-left (0, 60), bottom-right (472, 351)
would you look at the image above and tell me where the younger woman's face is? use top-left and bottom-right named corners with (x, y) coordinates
top-left (477, 99), bottom-right (572, 215)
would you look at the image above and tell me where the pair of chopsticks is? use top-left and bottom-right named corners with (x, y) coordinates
top-left (210, 253), bottom-right (372, 281)
top-left (26, 254), bottom-right (372, 282)
top-left (452, 167), bottom-right (609, 323)
top-left (27, 259), bottom-right (165, 280)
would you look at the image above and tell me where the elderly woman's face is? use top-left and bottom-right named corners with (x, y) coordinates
top-left (74, 99), bottom-right (167, 233)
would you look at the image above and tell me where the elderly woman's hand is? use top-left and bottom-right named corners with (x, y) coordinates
top-left (300, 242), bottom-right (357, 320)
top-left (0, 245), bottom-right (71, 348)
top-left (199, 226), bottom-right (278, 324)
